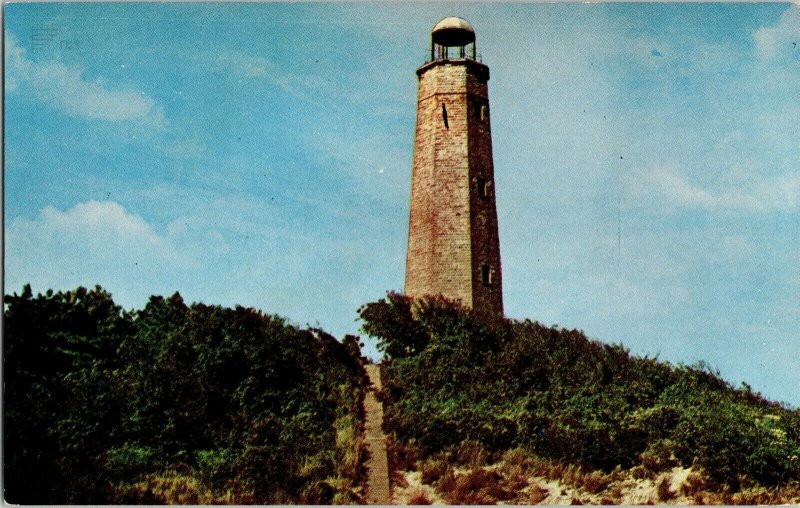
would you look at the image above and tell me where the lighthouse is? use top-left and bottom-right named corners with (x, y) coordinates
top-left (404, 17), bottom-right (504, 317)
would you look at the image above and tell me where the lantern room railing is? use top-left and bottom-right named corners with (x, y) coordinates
top-left (423, 44), bottom-right (483, 64)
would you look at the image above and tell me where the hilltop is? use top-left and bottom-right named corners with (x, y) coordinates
top-left (4, 285), bottom-right (799, 504)
top-left (359, 292), bottom-right (800, 504)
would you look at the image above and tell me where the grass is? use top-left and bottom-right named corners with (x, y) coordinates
top-left (455, 439), bottom-right (490, 468)
top-left (363, 293), bottom-right (800, 497)
top-left (115, 472), bottom-right (245, 504)
top-left (680, 471), bottom-right (707, 497)
top-left (443, 467), bottom-right (501, 505)
top-left (420, 457), bottom-right (449, 484)
top-left (579, 470), bottom-right (614, 494)
top-left (387, 436), bottom-right (420, 473)
top-left (656, 475), bottom-right (676, 501)
top-left (360, 295), bottom-right (800, 505)
top-left (528, 483), bottom-right (550, 504)
top-left (332, 412), bottom-right (367, 502)
top-left (398, 446), bottom-right (800, 505)
top-left (407, 488), bottom-right (433, 505)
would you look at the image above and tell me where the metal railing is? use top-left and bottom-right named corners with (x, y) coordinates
top-left (422, 50), bottom-right (483, 65)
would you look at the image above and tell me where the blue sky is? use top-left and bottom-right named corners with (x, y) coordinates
top-left (5, 3), bottom-right (799, 405)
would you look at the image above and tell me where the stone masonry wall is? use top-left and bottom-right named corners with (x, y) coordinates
top-left (467, 69), bottom-right (504, 317)
top-left (405, 59), bottom-right (503, 317)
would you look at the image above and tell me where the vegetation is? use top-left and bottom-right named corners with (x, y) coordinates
top-left (4, 285), bottom-right (367, 504)
top-left (7, 285), bottom-right (799, 504)
top-left (360, 292), bottom-right (800, 501)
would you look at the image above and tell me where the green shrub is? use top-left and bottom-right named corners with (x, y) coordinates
top-left (640, 439), bottom-right (678, 472)
top-left (4, 285), bottom-right (367, 504)
top-left (360, 292), bottom-right (800, 490)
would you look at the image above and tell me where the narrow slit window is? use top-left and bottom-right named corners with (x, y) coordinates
top-left (481, 264), bottom-right (493, 286)
top-left (477, 178), bottom-right (492, 198)
top-left (473, 100), bottom-right (481, 120)
top-left (442, 103), bottom-right (449, 129)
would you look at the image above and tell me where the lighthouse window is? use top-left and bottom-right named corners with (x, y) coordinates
top-left (441, 103), bottom-right (449, 129)
top-left (481, 264), bottom-right (493, 286)
top-left (477, 178), bottom-right (492, 198)
top-left (473, 100), bottom-right (481, 120)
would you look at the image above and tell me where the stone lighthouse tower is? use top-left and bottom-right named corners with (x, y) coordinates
top-left (405, 17), bottom-right (504, 317)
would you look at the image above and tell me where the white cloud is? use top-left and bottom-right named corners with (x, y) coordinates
top-left (626, 164), bottom-right (799, 213)
top-left (5, 201), bottom-right (193, 305)
top-left (204, 50), bottom-right (331, 107)
top-left (5, 32), bottom-right (166, 127)
top-left (212, 51), bottom-right (273, 78)
top-left (754, 5), bottom-right (800, 61)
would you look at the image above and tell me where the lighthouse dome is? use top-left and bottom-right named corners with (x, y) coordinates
top-left (431, 17), bottom-right (476, 47)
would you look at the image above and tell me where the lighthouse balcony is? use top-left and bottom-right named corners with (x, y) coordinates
top-left (423, 48), bottom-right (483, 65)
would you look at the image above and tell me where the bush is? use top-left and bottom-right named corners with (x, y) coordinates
top-left (579, 469), bottom-right (613, 494)
top-left (420, 457), bottom-right (449, 484)
top-left (640, 439), bottom-right (678, 473)
top-left (359, 292), bottom-right (800, 491)
top-left (407, 488), bottom-right (433, 505)
top-left (528, 483), bottom-right (550, 504)
top-left (455, 440), bottom-right (490, 468)
top-left (4, 286), bottom-right (368, 504)
top-left (442, 467), bottom-right (502, 505)
top-left (656, 475), bottom-right (676, 501)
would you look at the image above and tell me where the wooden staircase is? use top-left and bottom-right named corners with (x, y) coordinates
top-left (364, 364), bottom-right (390, 504)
